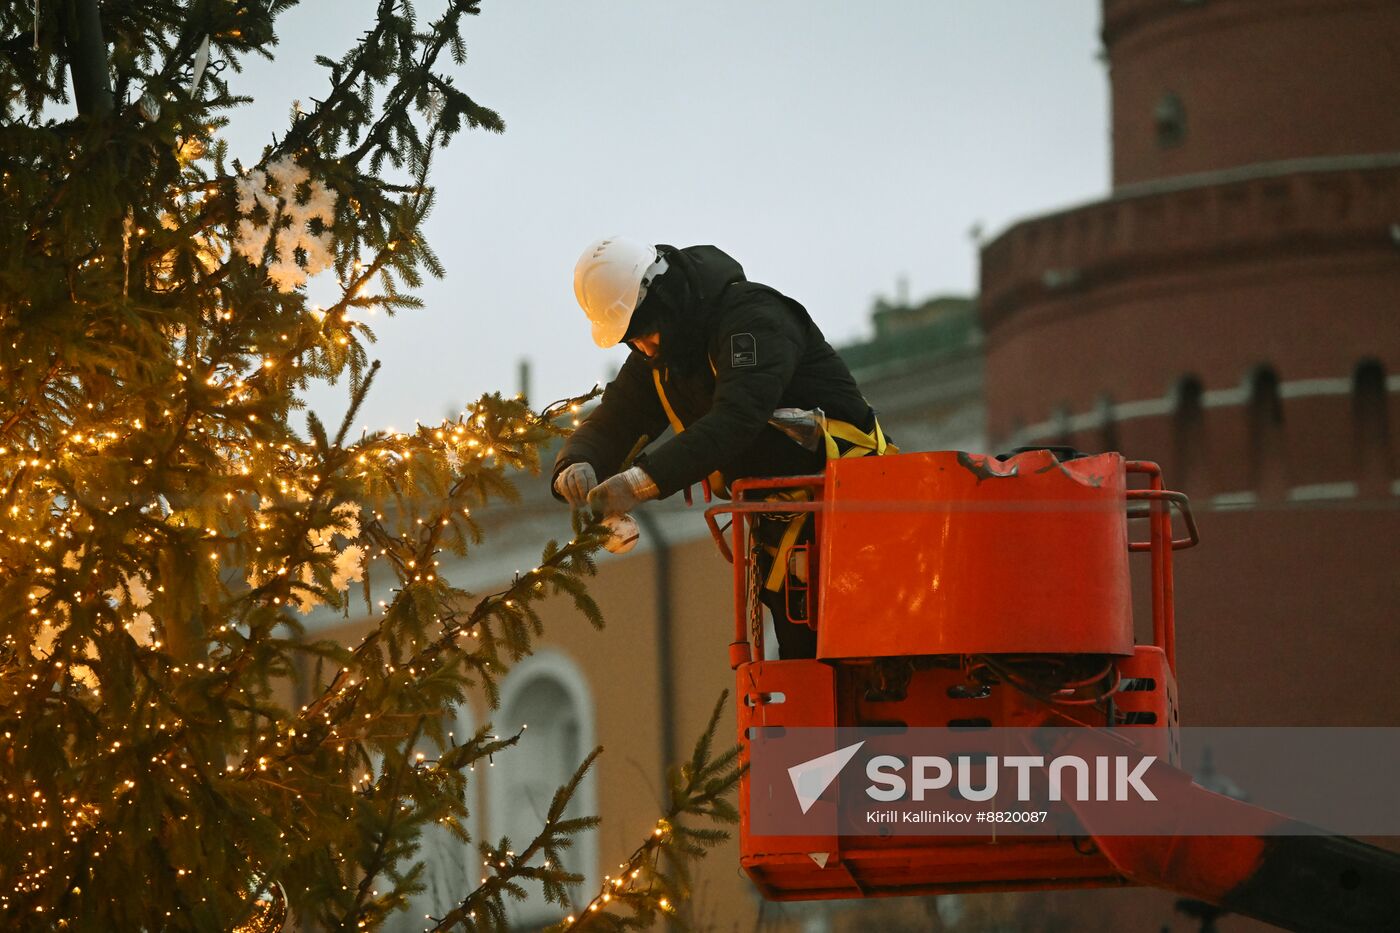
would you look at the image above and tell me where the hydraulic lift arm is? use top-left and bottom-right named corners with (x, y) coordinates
top-left (1063, 750), bottom-right (1400, 932)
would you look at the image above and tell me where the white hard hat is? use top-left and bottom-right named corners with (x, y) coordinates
top-left (573, 236), bottom-right (663, 348)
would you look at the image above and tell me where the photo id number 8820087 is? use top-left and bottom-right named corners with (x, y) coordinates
top-left (976, 811), bottom-right (1049, 823)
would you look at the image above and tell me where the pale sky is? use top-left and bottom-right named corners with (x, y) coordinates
top-left (226, 1), bottom-right (1110, 432)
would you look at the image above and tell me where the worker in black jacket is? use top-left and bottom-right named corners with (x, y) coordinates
top-left (552, 236), bottom-right (890, 658)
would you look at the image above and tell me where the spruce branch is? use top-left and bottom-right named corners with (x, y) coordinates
top-left (548, 692), bottom-right (743, 933)
top-left (0, 360), bottom-right (62, 441)
top-left (222, 381), bottom-right (602, 779)
top-left (280, 0), bottom-right (402, 155)
top-left (338, 715), bottom-right (426, 930)
top-left (428, 748), bottom-right (603, 931)
top-left (238, 513), bottom-right (607, 776)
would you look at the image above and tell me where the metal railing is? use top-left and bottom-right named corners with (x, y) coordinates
top-left (704, 460), bottom-right (1198, 673)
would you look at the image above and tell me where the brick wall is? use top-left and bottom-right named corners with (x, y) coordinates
top-left (1103, 0), bottom-right (1400, 186)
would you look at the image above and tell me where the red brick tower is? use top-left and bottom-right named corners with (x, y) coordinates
top-left (978, 0), bottom-right (1400, 728)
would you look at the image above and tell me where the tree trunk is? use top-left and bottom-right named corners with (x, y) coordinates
top-left (59, 0), bottom-right (114, 118)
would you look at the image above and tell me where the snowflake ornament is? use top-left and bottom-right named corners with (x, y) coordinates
top-left (232, 156), bottom-right (338, 293)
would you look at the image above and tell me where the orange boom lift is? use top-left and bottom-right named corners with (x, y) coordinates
top-left (703, 448), bottom-right (1400, 933)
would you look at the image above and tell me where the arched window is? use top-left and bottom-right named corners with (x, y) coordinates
top-left (1155, 91), bottom-right (1187, 149)
top-left (1171, 375), bottom-right (1206, 493)
top-left (1353, 358), bottom-right (1391, 493)
top-left (1246, 366), bottom-right (1287, 497)
top-left (490, 652), bottom-right (598, 928)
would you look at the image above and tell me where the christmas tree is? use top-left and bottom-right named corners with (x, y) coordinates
top-left (0, 2), bottom-right (740, 930)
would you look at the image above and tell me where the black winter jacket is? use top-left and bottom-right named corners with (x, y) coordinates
top-left (553, 245), bottom-right (874, 499)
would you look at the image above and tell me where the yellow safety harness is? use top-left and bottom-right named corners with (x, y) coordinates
top-left (650, 367), bottom-right (894, 592)
top-left (759, 415), bottom-right (892, 592)
top-left (652, 369), bottom-right (728, 498)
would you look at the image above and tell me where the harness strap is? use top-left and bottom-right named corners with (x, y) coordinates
top-left (765, 413), bottom-right (894, 592)
top-left (652, 369), bottom-right (727, 497)
top-left (649, 368), bottom-right (896, 594)
top-left (822, 416), bottom-right (896, 460)
top-left (762, 491), bottom-right (813, 592)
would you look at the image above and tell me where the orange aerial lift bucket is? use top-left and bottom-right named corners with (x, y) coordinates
top-left (703, 449), bottom-right (1400, 929)
top-left (818, 449), bottom-right (1135, 659)
top-left (704, 449), bottom-right (1197, 900)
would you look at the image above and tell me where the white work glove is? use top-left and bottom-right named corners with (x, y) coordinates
top-left (553, 462), bottom-right (598, 508)
top-left (587, 466), bottom-right (659, 517)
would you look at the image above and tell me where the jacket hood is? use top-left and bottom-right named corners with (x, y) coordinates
top-left (634, 244), bottom-right (746, 374)
top-left (666, 244), bottom-right (746, 305)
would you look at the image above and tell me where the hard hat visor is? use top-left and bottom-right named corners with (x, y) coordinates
top-left (587, 294), bottom-right (637, 349)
